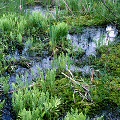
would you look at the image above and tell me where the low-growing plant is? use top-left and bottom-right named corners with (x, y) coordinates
top-left (0, 76), bottom-right (10, 94)
top-left (17, 16), bottom-right (27, 34)
top-left (64, 108), bottom-right (86, 120)
top-left (94, 35), bottom-right (106, 48)
top-left (0, 0), bottom-right (21, 16)
top-left (0, 43), bottom-right (7, 74)
top-left (0, 14), bottom-right (16, 33)
top-left (71, 47), bottom-right (85, 59)
top-left (0, 100), bottom-right (5, 118)
top-left (26, 12), bottom-right (48, 36)
top-left (0, 11), bottom-right (49, 55)
top-left (59, 0), bottom-right (95, 15)
top-left (12, 87), bottom-right (61, 120)
top-left (50, 22), bottom-right (69, 54)
top-left (52, 53), bottom-right (71, 73)
top-left (45, 69), bottom-right (56, 92)
top-left (28, 37), bottom-right (49, 57)
top-left (94, 43), bottom-right (120, 77)
top-left (38, 0), bottom-right (55, 7)
top-left (64, 108), bottom-right (104, 120)
top-left (40, 69), bottom-right (57, 93)
top-left (26, 0), bottom-right (35, 6)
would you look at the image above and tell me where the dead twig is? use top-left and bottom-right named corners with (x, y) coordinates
top-left (91, 69), bottom-right (95, 84)
top-left (61, 72), bottom-right (80, 85)
top-left (62, 70), bottom-right (92, 102)
top-left (62, 0), bottom-right (75, 16)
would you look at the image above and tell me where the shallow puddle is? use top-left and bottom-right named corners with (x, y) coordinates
top-left (68, 25), bottom-right (118, 57)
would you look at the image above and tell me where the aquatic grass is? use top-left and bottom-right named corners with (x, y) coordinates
top-left (55, 1), bottom-right (59, 21)
top-left (14, 74), bottom-right (30, 89)
top-left (57, 0), bottom-right (120, 31)
top-left (50, 22), bottom-right (69, 54)
top-left (17, 33), bottom-right (23, 43)
top-left (28, 37), bottom-right (48, 57)
top-left (36, 0), bottom-right (55, 7)
top-left (0, 13), bottom-right (26, 52)
top-left (93, 35), bottom-right (107, 48)
top-left (0, 100), bottom-right (5, 110)
top-left (91, 2), bottom-right (112, 24)
top-left (71, 47), bottom-right (85, 59)
top-left (0, 42), bottom-right (7, 74)
top-left (80, 0), bottom-right (95, 15)
top-left (0, 0), bottom-right (120, 119)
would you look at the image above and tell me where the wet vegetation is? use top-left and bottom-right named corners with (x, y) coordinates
top-left (0, 0), bottom-right (120, 120)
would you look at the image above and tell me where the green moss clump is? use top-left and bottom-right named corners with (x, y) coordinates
top-left (94, 44), bottom-right (120, 77)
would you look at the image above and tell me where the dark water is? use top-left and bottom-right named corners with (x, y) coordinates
top-left (90, 99), bottom-right (120, 120)
top-left (2, 95), bottom-right (16, 120)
